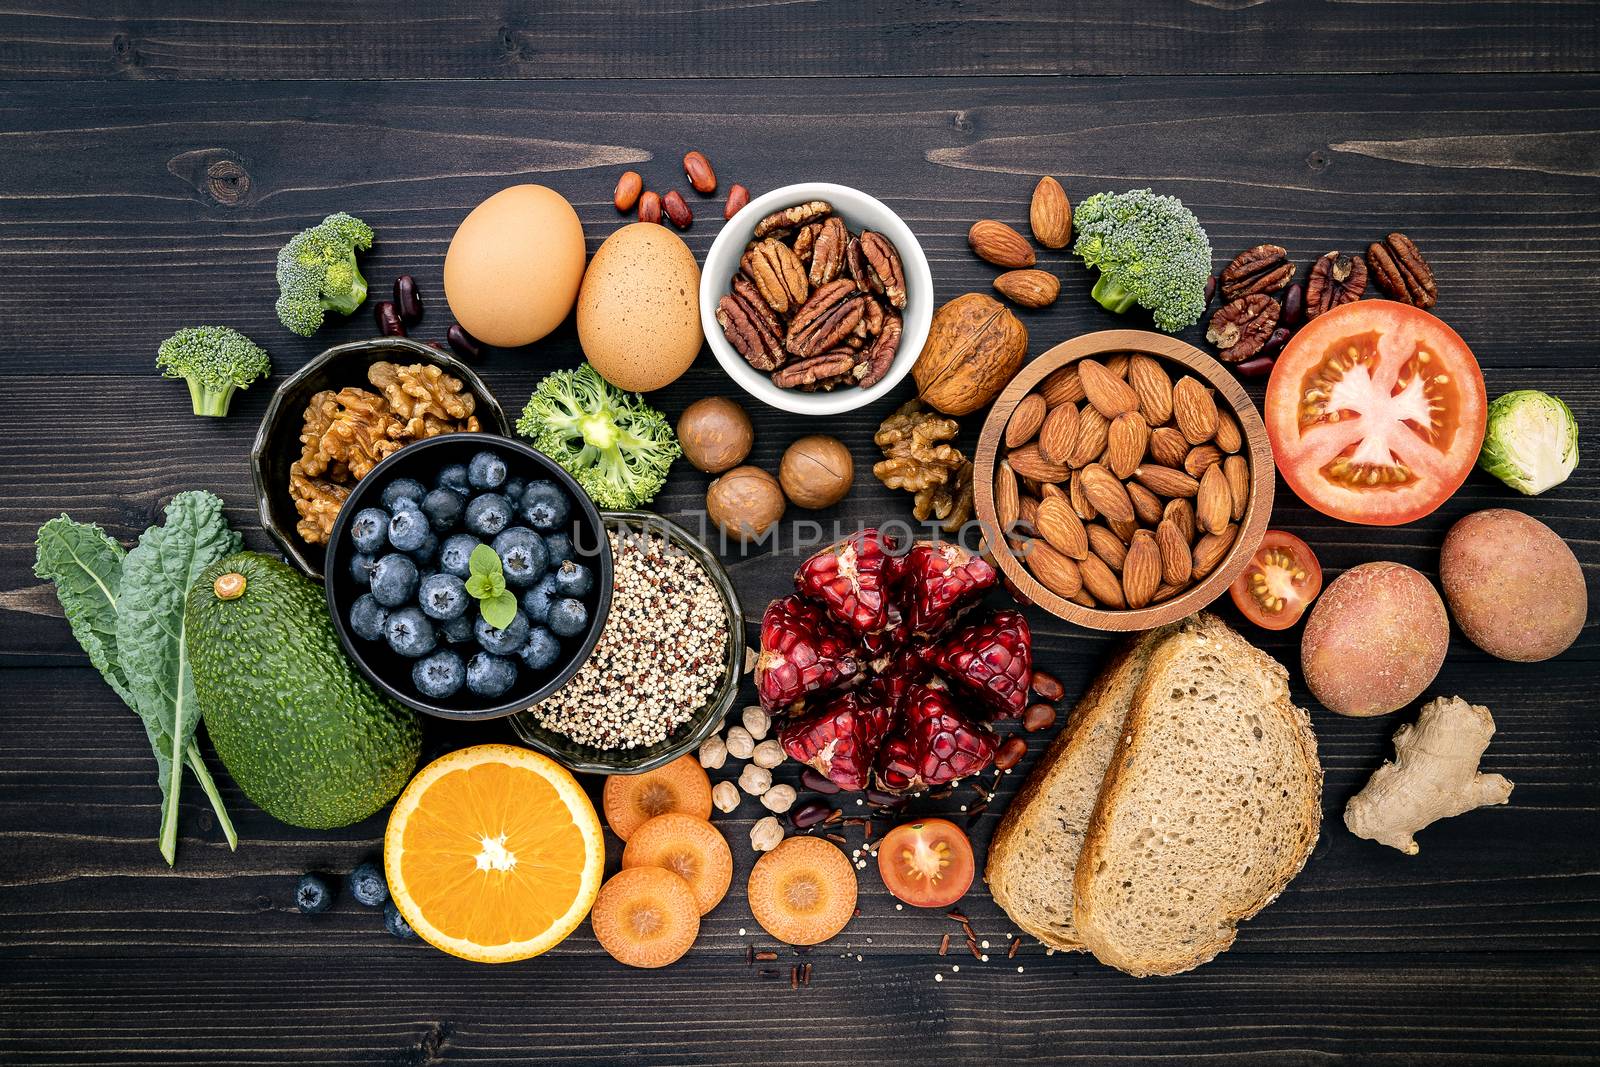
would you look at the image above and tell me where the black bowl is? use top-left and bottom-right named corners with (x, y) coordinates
top-left (323, 432), bottom-right (613, 721)
top-left (251, 337), bottom-right (511, 581)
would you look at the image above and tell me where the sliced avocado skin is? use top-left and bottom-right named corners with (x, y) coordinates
top-left (186, 552), bottom-right (421, 829)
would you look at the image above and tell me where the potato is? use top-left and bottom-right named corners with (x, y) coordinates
top-left (1301, 561), bottom-right (1448, 717)
top-left (1440, 509), bottom-right (1585, 662)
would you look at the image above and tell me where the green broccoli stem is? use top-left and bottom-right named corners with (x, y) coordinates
top-left (186, 379), bottom-right (240, 418)
top-left (1090, 272), bottom-right (1141, 315)
top-left (323, 256), bottom-right (368, 316)
top-left (578, 411), bottom-right (620, 451)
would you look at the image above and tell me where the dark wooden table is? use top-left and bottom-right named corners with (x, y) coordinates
top-left (3, 5), bottom-right (1597, 1064)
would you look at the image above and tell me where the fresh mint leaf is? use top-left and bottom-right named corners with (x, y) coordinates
top-left (481, 590), bottom-right (518, 631)
top-left (465, 573), bottom-right (493, 599)
top-left (465, 545), bottom-right (507, 603)
top-left (468, 544), bottom-right (501, 578)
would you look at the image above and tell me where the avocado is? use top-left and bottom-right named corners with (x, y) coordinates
top-left (185, 552), bottom-right (421, 829)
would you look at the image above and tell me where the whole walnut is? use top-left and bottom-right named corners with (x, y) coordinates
top-left (912, 292), bottom-right (1028, 416)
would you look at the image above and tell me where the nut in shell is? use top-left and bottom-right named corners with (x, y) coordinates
top-left (706, 465), bottom-right (785, 543)
top-left (779, 434), bottom-right (855, 509)
top-left (912, 293), bottom-right (1029, 416)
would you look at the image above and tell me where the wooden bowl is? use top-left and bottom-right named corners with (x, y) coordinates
top-left (973, 329), bottom-right (1274, 632)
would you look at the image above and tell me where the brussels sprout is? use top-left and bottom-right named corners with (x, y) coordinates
top-left (1478, 389), bottom-right (1578, 496)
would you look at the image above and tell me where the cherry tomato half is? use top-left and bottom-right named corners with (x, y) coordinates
top-left (876, 818), bottom-right (975, 909)
top-left (1229, 530), bottom-right (1323, 630)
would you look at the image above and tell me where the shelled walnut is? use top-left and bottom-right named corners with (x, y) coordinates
top-left (873, 400), bottom-right (973, 532)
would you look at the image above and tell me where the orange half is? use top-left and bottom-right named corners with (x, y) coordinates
top-left (385, 744), bottom-right (604, 963)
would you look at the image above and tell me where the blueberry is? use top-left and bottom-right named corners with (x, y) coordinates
top-left (349, 507), bottom-right (390, 553)
top-left (439, 613), bottom-right (474, 644)
top-left (350, 551), bottom-right (378, 586)
top-left (492, 527), bottom-right (547, 588)
top-left (475, 609), bottom-right (530, 655)
top-left (383, 478), bottom-right (428, 511)
top-left (465, 652), bottom-right (518, 698)
top-left (296, 873), bottom-right (332, 914)
top-left (384, 606), bottom-right (437, 658)
top-left (421, 488), bottom-right (464, 531)
top-left (548, 597), bottom-right (589, 638)
top-left (347, 862), bottom-right (389, 907)
top-left (464, 493), bottom-right (513, 538)
top-left (369, 554), bottom-right (419, 607)
top-left (383, 900), bottom-right (418, 940)
top-left (388, 507), bottom-right (430, 553)
top-left (543, 531), bottom-right (575, 567)
top-left (412, 650), bottom-right (466, 700)
top-left (439, 463), bottom-right (471, 496)
top-left (418, 573), bottom-right (468, 620)
top-left (519, 627), bottom-right (562, 672)
top-left (407, 534), bottom-right (439, 566)
top-left (552, 560), bottom-right (593, 598)
top-left (467, 450), bottom-right (508, 490)
top-left (503, 477), bottom-right (527, 504)
top-left (521, 573), bottom-right (559, 625)
top-left (520, 481), bottom-right (570, 531)
top-left (349, 594), bottom-right (390, 642)
top-left (439, 533), bottom-right (481, 578)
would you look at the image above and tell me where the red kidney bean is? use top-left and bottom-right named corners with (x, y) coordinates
top-left (1236, 355), bottom-right (1276, 378)
top-left (800, 767), bottom-right (842, 795)
top-left (1262, 327), bottom-right (1291, 355)
top-left (662, 190), bottom-right (693, 229)
top-left (613, 170), bottom-right (643, 213)
top-left (682, 151), bottom-right (717, 195)
top-left (638, 190), bottom-right (663, 224)
top-left (446, 323), bottom-right (482, 361)
top-left (1023, 703), bottom-right (1058, 732)
top-left (1204, 273), bottom-right (1217, 303)
top-left (393, 275), bottom-right (423, 326)
top-left (994, 735), bottom-right (1029, 771)
top-left (1282, 282), bottom-right (1304, 326)
top-left (1030, 669), bottom-right (1065, 702)
top-left (866, 788), bottom-right (907, 809)
top-left (789, 799), bottom-right (833, 829)
top-left (724, 183), bottom-right (750, 220)
top-left (374, 301), bottom-right (405, 337)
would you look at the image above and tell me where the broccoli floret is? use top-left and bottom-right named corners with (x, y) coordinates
top-left (156, 326), bottom-right (271, 418)
top-left (516, 364), bottom-right (681, 510)
top-left (274, 212), bottom-right (374, 337)
top-left (1072, 189), bottom-right (1212, 334)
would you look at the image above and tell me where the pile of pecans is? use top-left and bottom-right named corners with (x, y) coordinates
top-left (997, 354), bottom-right (1249, 610)
top-left (715, 200), bottom-right (907, 393)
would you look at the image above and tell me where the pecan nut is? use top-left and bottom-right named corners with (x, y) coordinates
top-left (754, 200), bottom-right (832, 239)
top-left (1220, 244), bottom-right (1293, 300)
top-left (854, 310), bottom-right (903, 389)
top-left (741, 238), bottom-right (809, 315)
top-left (1304, 250), bottom-right (1367, 319)
top-left (1205, 294), bottom-right (1281, 361)
top-left (773, 348), bottom-right (857, 391)
top-left (858, 231), bottom-right (908, 309)
top-left (1367, 232), bottom-right (1437, 309)
top-left (809, 216), bottom-right (849, 287)
top-left (716, 291), bottom-right (786, 371)
top-left (785, 278), bottom-right (866, 359)
top-left (859, 296), bottom-right (886, 339)
top-left (731, 273), bottom-right (783, 338)
top-left (792, 221), bottom-right (822, 266)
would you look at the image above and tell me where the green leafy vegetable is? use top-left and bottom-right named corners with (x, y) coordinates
top-left (274, 212), bottom-right (374, 337)
top-left (1072, 188), bottom-right (1212, 333)
top-left (156, 326), bottom-right (271, 418)
top-left (1479, 389), bottom-right (1579, 496)
top-left (34, 503), bottom-right (240, 865)
top-left (516, 363), bottom-right (680, 509)
top-left (465, 544), bottom-right (517, 630)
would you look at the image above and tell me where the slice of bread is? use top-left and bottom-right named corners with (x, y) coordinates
top-left (1072, 613), bottom-right (1322, 977)
top-left (986, 625), bottom-right (1177, 951)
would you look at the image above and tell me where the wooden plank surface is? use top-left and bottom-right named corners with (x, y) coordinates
top-left (1, 25), bottom-right (1598, 1067)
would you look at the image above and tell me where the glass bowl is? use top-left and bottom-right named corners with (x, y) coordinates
top-left (510, 511), bottom-right (745, 776)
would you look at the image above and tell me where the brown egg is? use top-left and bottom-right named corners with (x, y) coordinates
top-left (443, 185), bottom-right (586, 348)
top-left (706, 466), bottom-right (785, 544)
top-left (779, 435), bottom-right (854, 509)
top-left (578, 223), bottom-right (703, 392)
top-left (677, 397), bottom-right (754, 474)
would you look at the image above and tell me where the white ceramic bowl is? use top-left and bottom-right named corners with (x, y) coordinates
top-left (698, 182), bottom-right (933, 416)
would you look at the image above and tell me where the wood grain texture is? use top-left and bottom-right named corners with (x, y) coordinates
top-left (1, 26), bottom-right (1598, 1066)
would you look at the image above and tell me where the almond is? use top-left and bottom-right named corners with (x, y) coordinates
top-left (1039, 365), bottom-right (1086, 406)
top-left (995, 460), bottom-right (1020, 533)
top-left (993, 269), bottom-right (1060, 309)
top-left (1127, 480), bottom-right (1164, 526)
top-left (1086, 524), bottom-right (1126, 570)
top-left (1029, 176), bottom-right (1072, 249)
top-left (1025, 541), bottom-right (1082, 598)
top-left (1079, 463), bottom-right (1134, 525)
top-left (1121, 530), bottom-right (1161, 609)
top-left (968, 220), bottom-right (1035, 269)
top-left (1183, 443), bottom-right (1224, 478)
top-left (1163, 497), bottom-right (1195, 544)
top-left (1077, 359), bottom-right (1140, 418)
top-left (1148, 425), bottom-right (1190, 468)
top-left (1104, 353), bottom-right (1130, 379)
top-left (1127, 354), bottom-right (1173, 426)
top-left (1036, 402), bottom-right (1080, 465)
top-left (1224, 454), bottom-right (1250, 521)
top-left (1155, 518), bottom-right (1193, 586)
top-left (1037, 496), bottom-right (1089, 560)
top-left (1017, 494), bottom-right (1040, 533)
top-left (1196, 463), bottom-right (1231, 535)
top-left (1079, 552), bottom-right (1126, 608)
top-left (1007, 443), bottom-right (1069, 484)
top-left (1105, 411), bottom-right (1149, 479)
top-left (1068, 469), bottom-right (1097, 522)
top-left (1132, 463), bottom-right (1200, 498)
top-left (1005, 393), bottom-right (1047, 449)
top-left (1040, 482), bottom-right (1066, 503)
top-left (1172, 376), bottom-right (1219, 445)
top-left (1106, 514), bottom-right (1138, 543)
top-left (1190, 523), bottom-right (1237, 579)
top-left (1152, 581), bottom-right (1184, 603)
top-left (1064, 405), bottom-right (1110, 468)
top-left (1070, 587), bottom-right (1098, 608)
top-left (1214, 411), bottom-right (1243, 454)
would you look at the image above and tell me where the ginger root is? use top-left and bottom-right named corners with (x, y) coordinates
top-left (1344, 695), bottom-right (1514, 854)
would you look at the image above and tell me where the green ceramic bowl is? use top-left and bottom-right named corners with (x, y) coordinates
top-left (510, 511), bottom-right (746, 776)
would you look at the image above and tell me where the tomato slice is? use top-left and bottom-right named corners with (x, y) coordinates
top-left (877, 818), bottom-right (974, 909)
top-left (1229, 530), bottom-right (1323, 630)
top-left (1265, 301), bottom-right (1486, 525)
